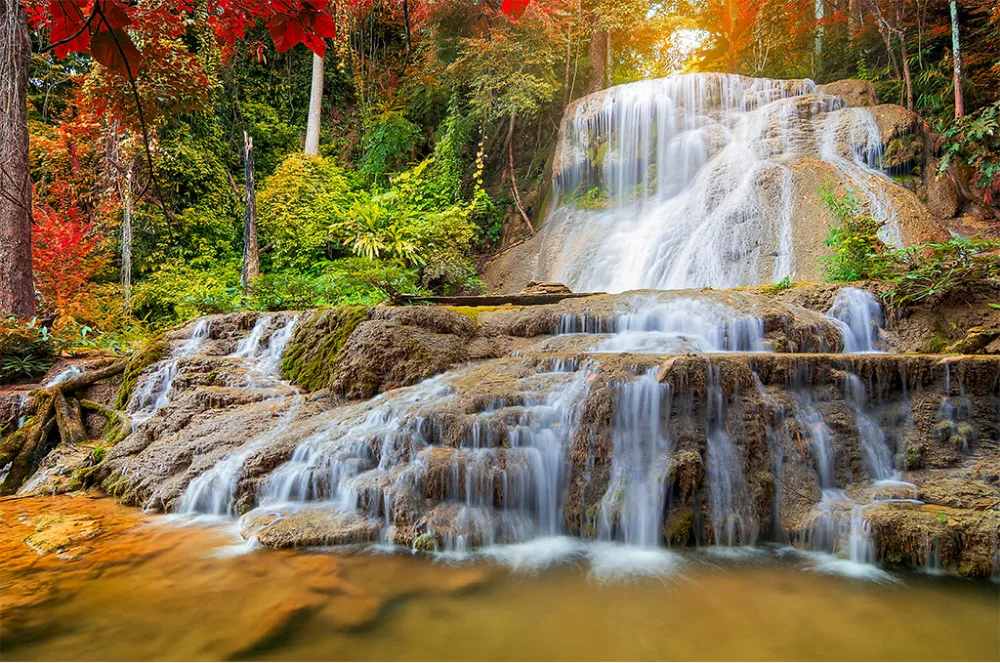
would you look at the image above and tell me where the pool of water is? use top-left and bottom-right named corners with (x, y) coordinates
top-left (2, 495), bottom-right (997, 661)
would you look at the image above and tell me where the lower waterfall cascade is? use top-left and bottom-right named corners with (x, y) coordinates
top-left (87, 286), bottom-right (1000, 580)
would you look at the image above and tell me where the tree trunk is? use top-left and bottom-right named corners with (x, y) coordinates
top-left (584, 29), bottom-right (608, 95)
top-left (241, 131), bottom-right (259, 287)
top-left (507, 113), bottom-right (535, 236)
top-left (304, 52), bottom-right (324, 156)
top-left (605, 32), bottom-right (612, 88)
top-left (896, 2), bottom-right (913, 111)
top-left (814, 0), bottom-right (825, 69)
top-left (122, 169), bottom-right (133, 312)
top-left (0, 0), bottom-right (35, 318)
top-left (950, 0), bottom-right (964, 118)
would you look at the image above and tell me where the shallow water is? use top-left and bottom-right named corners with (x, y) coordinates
top-left (2, 496), bottom-right (997, 661)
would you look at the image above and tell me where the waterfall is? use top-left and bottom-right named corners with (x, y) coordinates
top-left (705, 364), bottom-right (755, 546)
top-left (828, 287), bottom-right (884, 353)
top-left (597, 368), bottom-right (672, 547)
top-left (536, 73), bottom-right (903, 291)
top-left (557, 295), bottom-right (767, 354)
top-left (844, 375), bottom-right (897, 481)
top-left (130, 318), bottom-right (212, 427)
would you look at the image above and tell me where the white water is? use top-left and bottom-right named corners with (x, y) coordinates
top-left (828, 287), bottom-right (884, 353)
top-left (129, 318), bottom-right (211, 427)
top-left (536, 73), bottom-right (903, 291)
top-left (597, 368), bottom-right (672, 546)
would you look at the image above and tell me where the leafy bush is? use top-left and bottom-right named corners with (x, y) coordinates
top-left (887, 237), bottom-right (1000, 308)
top-left (131, 262), bottom-right (239, 323)
top-left (246, 258), bottom-right (426, 310)
top-left (0, 317), bottom-right (57, 380)
top-left (939, 100), bottom-right (1000, 204)
top-left (257, 154), bottom-right (361, 272)
top-left (819, 185), bottom-right (896, 282)
top-left (358, 107), bottom-right (423, 185)
top-left (820, 185), bottom-right (1000, 308)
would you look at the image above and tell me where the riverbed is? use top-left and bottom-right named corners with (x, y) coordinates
top-left (2, 493), bottom-right (997, 661)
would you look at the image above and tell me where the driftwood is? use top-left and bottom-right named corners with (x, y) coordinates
top-left (398, 292), bottom-right (602, 307)
top-left (0, 360), bottom-right (128, 495)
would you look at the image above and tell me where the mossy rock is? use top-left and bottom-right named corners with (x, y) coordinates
top-left (280, 306), bottom-right (370, 392)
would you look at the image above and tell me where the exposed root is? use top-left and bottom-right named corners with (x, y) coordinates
top-left (0, 360), bottom-right (128, 495)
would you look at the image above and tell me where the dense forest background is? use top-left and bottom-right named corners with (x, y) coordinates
top-left (3, 0), bottom-right (999, 362)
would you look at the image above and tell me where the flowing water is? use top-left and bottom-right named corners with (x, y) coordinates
top-left (130, 318), bottom-right (212, 427)
top-left (2, 496), bottom-right (997, 661)
top-left (535, 73), bottom-right (903, 290)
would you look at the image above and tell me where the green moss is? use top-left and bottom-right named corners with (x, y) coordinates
top-left (115, 334), bottom-right (169, 409)
top-left (664, 507), bottom-right (694, 546)
top-left (441, 305), bottom-right (517, 324)
top-left (280, 306), bottom-right (370, 392)
top-left (412, 533), bottom-right (438, 552)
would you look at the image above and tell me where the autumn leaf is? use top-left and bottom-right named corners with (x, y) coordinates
top-left (90, 28), bottom-right (143, 75)
top-left (501, 0), bottom-right (530, 19)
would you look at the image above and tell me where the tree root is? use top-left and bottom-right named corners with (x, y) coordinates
top-left (0, 360), bottom-right (128, 496)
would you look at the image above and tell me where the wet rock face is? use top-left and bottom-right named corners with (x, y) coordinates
top-left (73, 297), bottom-right (1000, 578)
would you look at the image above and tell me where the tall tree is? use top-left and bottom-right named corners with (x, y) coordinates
top-left (0, 0), bottom-right (36, 318)
top-left (949, 0), bottom-right (964, 117)
top-left (305, 52), bottom-right (324, 155)
top-left (241, 132), bottom-right (259, 286)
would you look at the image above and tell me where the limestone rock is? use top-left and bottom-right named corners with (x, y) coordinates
top-left (818, 79), bottom-right (880, 107)
top-left (520, 281), bottom-right (573, 295)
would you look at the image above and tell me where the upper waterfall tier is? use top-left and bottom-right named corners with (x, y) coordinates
top-left (526, 73), bottom-right (936, 292)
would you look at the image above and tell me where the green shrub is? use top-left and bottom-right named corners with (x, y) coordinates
top-left (820, 185), bottom-right (1000, 308)
top-left (887, 237), bottom-right (1000, 308)
top-left (246, 258), bottom-right (427, 310)
top-left (257, 154), bottom-right (361, 272)
top-left (819, 185), bottom-right (896, 282)
top-left (131, 262), bottom-right (239, 323)
top-left (939, 100), bottom-right (1000, 203)
top-left (0, 317), bottom-right (58, 380)
top-left (358, 107), bottom-right (423, 185)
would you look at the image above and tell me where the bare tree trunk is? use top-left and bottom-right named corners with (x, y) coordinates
top-left (304, 52), bottom-right (324, 156)
top-left (584, 29), bottom-right (607, 94)
top-left (562, 23), bottom-right (572, 106)
top-left (896, 2), bottom-right (913, 111)
top-left (950, 0), bottom-right (964, 118)
top-left (401, 0), bottom-right (412, 63)
top-left (241, 132), bottom-right (259, 287)
top-left (507, 113), bottom-right (535, 236)
top-left (0, 0), bottom-right (35, 318)
top-left (605, 32), bottom-right (612, 88)
top-left (815, 0), bottom-right (825, 71)
top-left (122, 169), bottom-right (133, 312)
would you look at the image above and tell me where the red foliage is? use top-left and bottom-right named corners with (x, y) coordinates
top-left (31, 184), bottom-right (110, 319)
top-left (501, 0), bottom-right (531, 19)
top-left (31, 0), bottom-right (348, 75)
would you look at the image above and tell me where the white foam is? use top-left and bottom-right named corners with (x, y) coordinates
top-left (585, 542), bottom-right (685, 581)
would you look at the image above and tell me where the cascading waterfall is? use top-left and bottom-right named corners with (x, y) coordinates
top-left (177, 317), bottom-right (303, 516)
top-left (844, 375), bottom-right (898, 482)
top-left (704, 363), bottom-right (755, 546)
top-left (557, 295), bottom-right (768, 354)
top-left (597, 368), bottom-right (672, 547)
top-left (130, 318), bottom-right (211, 427)
top-left (535, 73), bottom-right (903, 291)
top-left (828, 287), bottom-right (885, 353)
